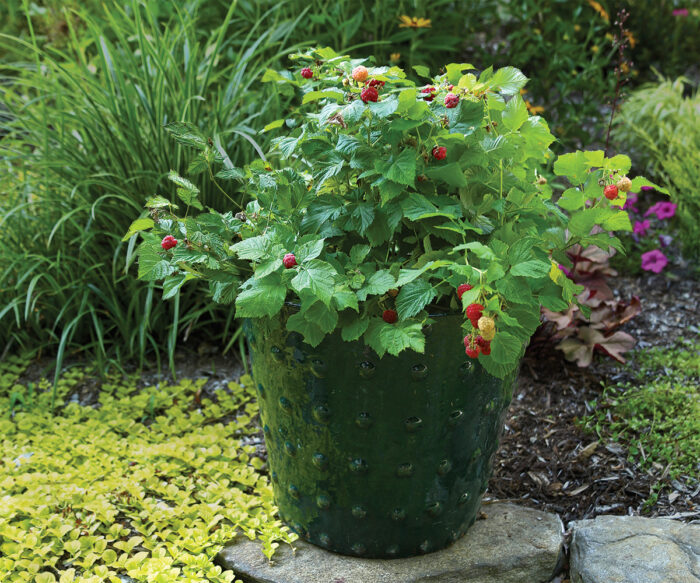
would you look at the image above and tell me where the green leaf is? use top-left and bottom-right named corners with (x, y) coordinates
top-left (231, 236), bottom-right (268, 261)
top-left (341, 314), bottom-right (369, 341)
top-left (607, 154), bottom-right (632, 174)
top-left (489, 330), bottom-right (522, 364)
top-left (303, 301), bottom-right (338, 333)
top-left (286, 312), bottom-right (325, 346)
top-left (122, 217), bottom-right (154, 241)
top-left (291, 260), bottom-right (337, 305)
top-left (425, 162), bottom-right (467, 187)
top-left (302, 89), bottom-right (345, 104)
top-left (235, 274), bottom-right (286, 317)
top-left (629, 176), bottom-right (669, 195)
top-left (413, 65), bottom-right (431, 78)
top-left (357, 270), bottom-right (396, 301)
top-left (379, 321), bottom-right (425, 356)
top-left (137, 245), bottom-right (173, 281)
top-left (168, 170), bottom-right (203, 210)
top-left (333, 289), bottom-right (359, 312)
top-left (385, 148), bottom-right (416, 186)
top-left (145, 195), bottom-right (176, 209)
top-left (263, 119), bottom-right (285, 132)
top-left (350, 244), bottom-right (371, 265)
top-left (510, 260), bottom-right (551, 278)
top-left (369, 97), bottom-right (399, 118)
top-left (396, 279), bottom-right (436, 320)
top-left (446, 63), bottom-right (475, 84)
top-left (502, 95), bottom-right (528, 131)
top-left (601, 211), bottom-right (632, 232)
top-left (557, 188), bottom-right (585, 211)
top-left (164, 122), bottom-right (208, 150)
top-left (162, 274), bottom-right (189, 299)
top-left (489, 67), bottom-right (528, 95)
top-left (553, 152), bottom-right (589, 184)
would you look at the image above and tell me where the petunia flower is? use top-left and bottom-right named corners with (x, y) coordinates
top-left (645, 201), bottom-right (677, 220)
top-left (623, 192), bottom-right (639, 212)
top-left (633, 219), bottom-right (650, 236)
top-left (672, 8), bottom-right (689, 16)
top-left (641, 249), bottom-right (668, 273)
top-left (640, 185), bottom-right (655, 192)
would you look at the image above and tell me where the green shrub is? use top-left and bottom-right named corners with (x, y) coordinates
top-left (0, 0), bottom-right (299, 371)
top-left (612, 75), bottom-right (700, 259)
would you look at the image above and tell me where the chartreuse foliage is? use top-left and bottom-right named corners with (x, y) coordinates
top-left (0, 357), bottom-right (296, 582)
top-left (128, 48), bottom-right (653, 380)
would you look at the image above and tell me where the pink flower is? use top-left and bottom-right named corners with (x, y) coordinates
top-left (672, 8), bottom-right (689, 16)
top-left (633, 219), bottom-right (650, 236)
top-left (558, 264), bottom-right (573, 279)
top-left (641, 249), bottom-right (668, 273)
top-left (623, 192), bottom-right (639, 212)
top-left (640, 185), bottom-right (655, 192)
top-left (645, 201), bottom-right (677, 220)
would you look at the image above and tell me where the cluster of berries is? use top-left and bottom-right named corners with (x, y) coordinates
top-left (603, 176), bottom-right (632, 200)
top-left (458, 284), bottom-right (495, 359)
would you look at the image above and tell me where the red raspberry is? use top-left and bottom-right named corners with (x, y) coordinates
top-left (421, 86), bottom-right (436, 101)
top-left (604, 184), bottom-right (619, 200)
top-left (475, 335), bottom-right (489, 348)
top-left (283, 253), bottom-right (297, 268)
top-left (465, 346), bottom-right (480, 359)
top-left (161, 235), bottom-right (177, 251)
top-left (300, 68), bottom-right (313, 79)
top-left (382, 309), bottom-right (398, 324)
top-left (432, 146), bottom-right (447, 160)
top-left (360, 86), bottom-right (379, 103)
top-left (447, 84), bottom-right (454, 91)
top-left (457, 283), bottom-right (473, 299)
top-left (466, 303), bottom-right (484, 328)
top-left (366, 78), bottom-right (385, 88)
top-left (444, 92), bottom-right (459, 108)
top-left (463, 335), bottom-right (471, 348)
top-left (480, 343), bottom-right (491, 356)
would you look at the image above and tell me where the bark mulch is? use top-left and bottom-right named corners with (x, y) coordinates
top-left (486, 272), bottom-right (700, 525)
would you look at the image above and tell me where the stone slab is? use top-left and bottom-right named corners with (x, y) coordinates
top-left (569, 515), bottom-right (700, 583)
top-left (217, 502), bottom-right (564, 583)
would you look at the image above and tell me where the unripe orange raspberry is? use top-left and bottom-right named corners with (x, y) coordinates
top-left (352, 66), bottom-right (369, 82)
top-left (616, 176), bottom-right (632, 193)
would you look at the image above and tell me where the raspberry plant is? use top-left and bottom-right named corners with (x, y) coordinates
top-left (128, 48), bottom-right (657, 379)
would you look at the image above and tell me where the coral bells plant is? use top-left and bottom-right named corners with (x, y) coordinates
top-left (126, 48), bottom-right (656, 380)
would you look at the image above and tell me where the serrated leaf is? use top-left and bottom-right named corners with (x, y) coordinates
top-left (385, 148), bottom-right (416, 186)
top-left (122, 217), bottom-right (154, 241)
top-left (510, 260), bottom-right (552, 278)
top-left (162, 274), bottom-right (189, 299)
top-left (341, 314), bottom-right (369, 341)
top-left (291, 260), bottom-right (337, 305)
top-left (145, 195), bottom-right (176, 209)
top-left (164, 122), bottom-right (207, 149)
top-left (168, 170), bottom-right (203, 210)
top-left (235, 274), bottom-right (286, 317)
top-left (489, 67), bottom-right (528, 95)
top-left (357, 270), bottom-right (396, 301)
top-left (502, 95), bottom-right (528, 131)
top-left (553, 152), bottom-right (589, 184)
top-left (286, 312), bottom-right (326, 346)
top-left (396, 279), bottom-right (436, 320)
top-left (231, 236), bottom-right (268, 261)
top-left (378, 321), bottom-right (425, 356)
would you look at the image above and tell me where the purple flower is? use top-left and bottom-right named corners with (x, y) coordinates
top-left (645, 201), bottom-right (677, 220)
top-left (640, 185), bottom-right (655, 192)
top-left (659, 234), bottom-right (673, 248)
top-left (672, 8), bottom-right (689, 16)
top-left (623, 192), bottom-right (639, 212)
top-left (641, 249), bottom-right (668, 273)
top-left (633, 219), bottom-right (651, 236)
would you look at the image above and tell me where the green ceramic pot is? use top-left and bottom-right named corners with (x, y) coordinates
top-left (244, 310), bottom-right (515, 558)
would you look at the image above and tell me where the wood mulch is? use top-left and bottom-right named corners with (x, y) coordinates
top-left (486, 272), bottom-right (700, 525)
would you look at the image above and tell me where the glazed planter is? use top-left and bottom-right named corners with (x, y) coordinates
top-left (245, 310), bottom-right (516, 558)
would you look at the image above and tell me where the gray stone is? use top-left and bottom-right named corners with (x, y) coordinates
top-left (570, 515), bottom-right (700, 583)
top-left (217, 503), bottom-right (564, 583)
